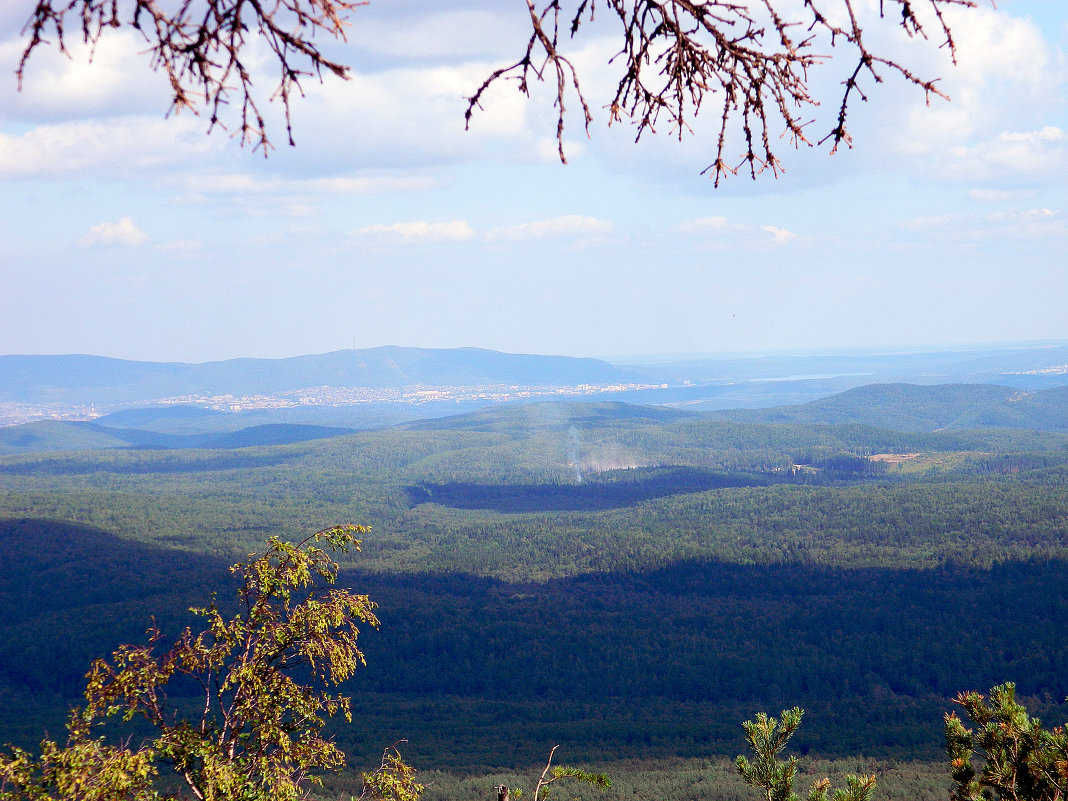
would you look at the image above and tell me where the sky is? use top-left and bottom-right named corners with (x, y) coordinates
top-left (0, 0), bottom-right (1066, 364)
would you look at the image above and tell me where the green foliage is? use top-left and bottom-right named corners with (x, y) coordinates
top-left (359, 743), bottom-right (424, 801)
top-left (736, 709), bottom-right (804, 801)
top-left (507, 747), bottom-right (609, 801)
top-left (0, 527), bottom-right (417, 801)
top-left (736, 709), bottom-right (875, 801)
top-left (0, 712), bottom-right (157, 800)
top-left (945, 683), bottom-right (1068, 801)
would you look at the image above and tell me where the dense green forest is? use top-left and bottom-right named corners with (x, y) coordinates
top-left (2, 386), bottom-right (1067, 797)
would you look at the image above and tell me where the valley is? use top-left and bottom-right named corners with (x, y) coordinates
top-left (1, 345), bottom-right (1067, 798)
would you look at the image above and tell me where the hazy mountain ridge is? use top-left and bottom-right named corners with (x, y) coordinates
top-left (6, 342), bottom-right (1068, 409)
top-left (4, 344), bottom-right (1068, 456)
top-left (0, 347), bottom-right (650, 406)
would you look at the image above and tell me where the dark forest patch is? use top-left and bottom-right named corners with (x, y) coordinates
top-left (405, 466), bottom-right (799, 512)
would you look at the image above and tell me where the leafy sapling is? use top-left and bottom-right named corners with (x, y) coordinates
top-left (0, 526), bottom-right (420, 801)
top-left (502, 746), bottom-right (610, 801)
top-left (737, 708), bottom-right (876, 801)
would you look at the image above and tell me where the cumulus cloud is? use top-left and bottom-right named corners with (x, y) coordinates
top-left (676, 216), bottom-right (730, 232)
top-left (77, 217), bottom-right (150, 247)
top-left (985, 207), bottom-right (1066, 238)
top-left (156, 239), bottom-right (203, 253)
top-left (287, 59), bottom-right (543, 170)
top-left (185, 173), bottom-right (440, 197)
top-left (968, 188), bottom-right (1036, 202)
top-left (886, 6), bottom-right (1067, 182)
top-left (0, 31), bottom-right (174, 122)
top-left (350, 214), bottom-right (613, 245)
top-left (677, 216), bottom-right (804, 247)
top-left (352, 220), bottom-right (476, 242)
top-left (940, 127), bottom-right (1068, 184)
top-left (760, 225), bottom-right (799, 245)
top-left (352, 9), bottom-right (525, 61)
top-left (904, 213), bottom-right (965, 231)
top-left (904, 207), bottom-right (1067, 240)
top-left (484, 215), bottom-right (611, 242)
top-left (0, 117), bottom-right (216, 178)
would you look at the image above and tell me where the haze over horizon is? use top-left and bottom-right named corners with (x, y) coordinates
top-left (5, 337), bottom-right (1068, 367)
top-left (1, 1), bottom-right (1065, 362)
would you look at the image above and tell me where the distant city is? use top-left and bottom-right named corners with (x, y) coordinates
top-left (5, 342), bottom-right (1068, 430)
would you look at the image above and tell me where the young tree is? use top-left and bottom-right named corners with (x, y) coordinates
top-left (16, 0), bottom-right (978, 179)
top-left (736, 708), bottom-right (876, 801)
top-left (945, 682), bottom-right (1068, 801)
top-left (0, 525), bottom-right (418, 801)
top-left (359, 742), bottom-right (424, 801)
top-left (496, 745), bottom-right (610, 801)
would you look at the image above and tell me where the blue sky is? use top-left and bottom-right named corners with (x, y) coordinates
top-left (1, 0), bottom-right (1065, 363)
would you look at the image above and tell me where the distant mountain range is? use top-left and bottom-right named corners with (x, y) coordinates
top-left (4, 343), bottom-right (1068, 453)
top-left (0, 347), bottom-right (648, 406)
top-left (6, 343), bottom-right (1068, 410)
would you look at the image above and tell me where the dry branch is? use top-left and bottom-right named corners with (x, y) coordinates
top-left (466, 0), bottom-right (976, 183)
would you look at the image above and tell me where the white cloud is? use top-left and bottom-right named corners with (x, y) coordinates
top-left (351, 215), bottom-right (615, 245)
top-left (353, 9), bottom-right (525, 61)
top-left (677, 216), bottom-right (805, 248)
top-left (760, 225), bottom-right (799, 245)
top-left (186, 173), bottom-right (440, 197)
top-left (287, 60), bottom-right (542, 169)
top-left (352, 220), bottom-right (476, 242)
top-left (77, 217), bottom-right (150, 247)
top-left (987, 208), bottom-right (1056, 223)
top-left (0, 116), bottom-right (216, 178)
top-left (677, 216), bottom-right (730, 232)
top-left (942, 127), bottom-right (1068, 183)
top-left (1, 31), bottom-right (174, 121)
top-left (887, 5), bottom-right (1067, 181)
top-left (904, 213), bottom-right (965, 231)
top-left (156, 239), bottom-right (203, 252)
top-left (484, 215), bottom-right (611, 242)
top-left (903, 206), bottom-right (1067, 240)
top-left (968, 188), bottom-right (1036, 202)
top-left (985, 207), bottom-right (1066, 238)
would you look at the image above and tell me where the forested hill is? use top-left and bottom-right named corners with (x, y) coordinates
top-left (713, 383), bottom-right (1068, 432)
top-left (333, 384), bottom-right (1068, 439)
top-left (5, 380), bottom-right (1068, 458)
top-left (3, 391), bottom-right (1068, 769)
top-left (401, 400), bottom-right (703, 432)
top-left (0, 347), bottom-right (648, 405)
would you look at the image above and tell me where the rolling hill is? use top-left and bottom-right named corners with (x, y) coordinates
top-left (714, 383), bottom-right (1068, 433)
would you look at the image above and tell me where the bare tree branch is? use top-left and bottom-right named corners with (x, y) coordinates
top-left (17, 0), bottom-right (979, 179)
top-left (467, 0), bottom-right (977, 184)
top-left (18, 0), bottom-right (366, 152)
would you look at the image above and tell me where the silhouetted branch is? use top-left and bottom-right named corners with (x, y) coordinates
top-left (18, 0), bottom-right (366, 152)
top-left (467, 0), bottom-right (976, 183)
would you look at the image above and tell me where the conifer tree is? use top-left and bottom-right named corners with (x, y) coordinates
top-left (945, 683), bottom-right (1068, 801)
top-left (737, 709), bottom-right (876, 801)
